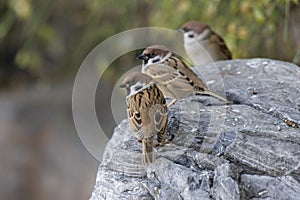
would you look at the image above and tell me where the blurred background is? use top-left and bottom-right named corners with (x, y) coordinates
top-left (0, 0), bottom-right (299, 199)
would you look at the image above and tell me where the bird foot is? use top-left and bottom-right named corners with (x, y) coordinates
top-left (155, 134), bottom-right (175, 147)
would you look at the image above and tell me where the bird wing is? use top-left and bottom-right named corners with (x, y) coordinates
top-left (167, 55), bottom-right (230, 102)
top-left (148, 85), bottom-right (168, 143)
top-left (163, 55), bottom-right (209, 91)
top-left (144, 62), bottom-right (197, 91)
top-left (127, 94), bottom-right (145, 140)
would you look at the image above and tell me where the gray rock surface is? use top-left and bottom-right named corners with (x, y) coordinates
top-left (90, 59), bottom-right (300, 200)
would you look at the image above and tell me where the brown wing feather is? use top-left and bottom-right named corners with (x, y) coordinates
top-left (168, 55), bottom-right (230, 102)
top-left (127, 93), bottom-right (145, 140)
top-left (163, 55), bottom-right (208, 91)
top-left (148, 85), bottom-right (168, 143)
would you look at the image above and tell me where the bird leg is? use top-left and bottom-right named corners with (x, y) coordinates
top-left (142, 140), bottom-right (155, 164)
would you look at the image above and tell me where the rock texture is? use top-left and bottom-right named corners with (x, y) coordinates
top-left (90, 59), bottom-right (300, 200)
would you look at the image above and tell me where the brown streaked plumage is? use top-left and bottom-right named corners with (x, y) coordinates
top-left (120, 72), bottom-right (168, 164)
top-left (179, 21), bottom-right (232, 66)
top-left (138, 45), bottom-right (230, 107)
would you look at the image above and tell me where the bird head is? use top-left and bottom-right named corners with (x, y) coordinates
top-left (120, 72), bottom-right (153, 96)
top-left (137, 45), bottom-right (171, 67)
top-left (179, 21), bottom-right (210, 42)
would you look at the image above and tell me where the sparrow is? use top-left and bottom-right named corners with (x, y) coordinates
top-left (178, 21), bottom-right (232, 66)
top-left (138, 45), bottom-right (230, 107)
top-left (120, 72), bottom-right (168, 164)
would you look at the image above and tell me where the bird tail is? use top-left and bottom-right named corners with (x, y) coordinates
top-left (197, 90), bottom-right (232, 103)
top-left (142, 139), bottom-right (155, 164)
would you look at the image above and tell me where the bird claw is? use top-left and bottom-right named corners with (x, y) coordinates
top-left (155, 134), bottom-right (175, 147)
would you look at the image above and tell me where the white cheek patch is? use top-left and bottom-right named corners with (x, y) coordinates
top-left (142, 52), bottom-right (171, 70)
top-left (128, 82), bottom-right (146, 96)
top-left (184, 31), bottom-right (197, 43)
top-left (187, 30), bottom-right (195, 38)
top-left (143, 55), bottom-right (162, 69)
top-left (134, 85), bottom-right (143, 91)
top-left (151, 56), bottom-right (161, 64)
top-left (184, 29), bottom-right (210, 43)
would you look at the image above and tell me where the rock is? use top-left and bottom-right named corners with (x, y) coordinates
top-left (90, 59), bottom-right (300, 200)
top-left (240, 174), bottom-right (300, 199)
top-left (212, 163), bottom-right (239, 200)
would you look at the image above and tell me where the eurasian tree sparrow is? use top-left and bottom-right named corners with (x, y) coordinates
top-left (138, 45), bottom-right (230, 107)
top-left (179, 21), bottom-right (232, 66)
top-left (120, 72), bottom-right (168, 164)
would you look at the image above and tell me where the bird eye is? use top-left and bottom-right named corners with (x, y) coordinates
top-left (188, 34), bottom-right (194, 38)
top-left (183, 28), bottom-right (190, 32)
top-left (150, 53), bottom-right (157, 58)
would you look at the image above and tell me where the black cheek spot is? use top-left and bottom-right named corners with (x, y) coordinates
top-left (188, 34), bottom-right (194, 38)
top-left (135, 85), bottom-right (142, 91)
top-left (152, 58), bottom-right (160, 63)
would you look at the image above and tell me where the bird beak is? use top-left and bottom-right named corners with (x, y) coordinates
top-left (137, 54), bottom-right (146, 60)
top-left (119, 83), bottom-right (127, 88)
top-left (177, 28), bottom-right (184, 33)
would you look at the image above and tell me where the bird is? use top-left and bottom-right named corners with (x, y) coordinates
top-left (120, 72), bottom-right (168, 164)
top-left (178, 20), bottom-right (232, 66)
top-left (137, 45), bottom-right (230, 107)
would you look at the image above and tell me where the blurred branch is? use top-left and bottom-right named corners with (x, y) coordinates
top-left (283, 0), bottom-right (290, 41)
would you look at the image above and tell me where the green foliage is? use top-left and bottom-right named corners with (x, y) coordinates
top-left (0, 0), bottom-right (299, 87)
